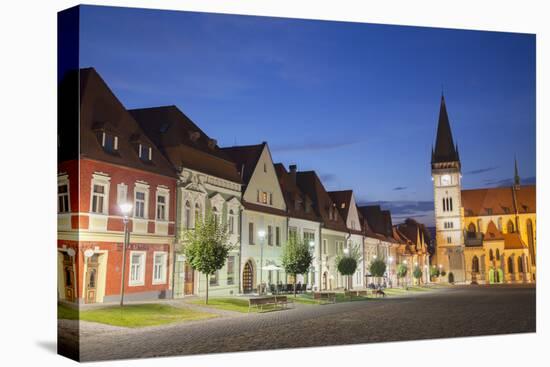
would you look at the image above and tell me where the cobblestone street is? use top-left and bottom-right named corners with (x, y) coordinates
top-left (60, 285), bottom-right (536, 362)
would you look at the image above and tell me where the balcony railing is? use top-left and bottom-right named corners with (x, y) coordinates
top-left (464, 231), bottom-right (483, 246)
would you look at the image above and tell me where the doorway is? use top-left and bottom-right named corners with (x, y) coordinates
top-left (184, 262), bottom-right (194, 295)
top-left (62, 252), bottom-right (75, 302)
top-left (243, 260), bottom-right (254, 293)
top-left (85, 254), bottom-right (99, 303)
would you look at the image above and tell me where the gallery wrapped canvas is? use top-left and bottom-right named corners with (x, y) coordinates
top-left (57, 5), bottom-right (536, 362)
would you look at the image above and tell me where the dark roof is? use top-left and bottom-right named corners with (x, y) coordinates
top-left (220, 143), bottom-right (266, 185)
top-left (462, 185), bottom-right (536, 217)
top-left (327, 190), bottom-right (353, 222)
top-left (357, 205), bottom-right (395, 241)
top-left (274, 164), bottom-right (321, 222)
top-left (396, 218), bottom-right (432, 253)
top-left (77, 68), bottom-right (177, 178)
top-left (295, 171), bottom-right (348, 232)
top-left (129, 106), bottom-right (241, 183)
top-left (432, 95), bottom-right (460, 165)
top-left (484, 220), bottom-right (505, 241)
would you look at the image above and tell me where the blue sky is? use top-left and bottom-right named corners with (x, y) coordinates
top-left (78, 5), bottom-right (536, 226)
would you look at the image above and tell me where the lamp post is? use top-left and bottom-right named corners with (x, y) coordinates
top-left (119, 202), bottom-right (133, 307)
top-left (258, 229), bottom-right (266, 295)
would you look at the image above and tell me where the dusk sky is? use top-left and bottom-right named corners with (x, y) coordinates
top-left (78, 5), bottom-right (536, 227)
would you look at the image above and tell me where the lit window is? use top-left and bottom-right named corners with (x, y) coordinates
top-left (153, 252), bottom-right (167, 284)
top-left (135, 191), bottom-right (146, 218)
top-left (156, 195), bottom-right (166, 220)
top-left (91, 184), bottom-right (106, 213)
top-left (58, 184), bottom-right (70, 213)
top-left (129, 252), bottom-right (145, 286)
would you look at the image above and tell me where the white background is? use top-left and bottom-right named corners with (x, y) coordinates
top-left (0, 0), bottom-right (547, 366)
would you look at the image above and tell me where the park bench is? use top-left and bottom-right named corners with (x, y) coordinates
top-left (312, 292), bottom-right (336, 304)
top-left (248, 296), bottom-right (294, 312)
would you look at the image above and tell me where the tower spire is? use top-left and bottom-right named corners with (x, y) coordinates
top-left (514, 156), bottom-right (521, 186)
top-left (432, 94), bottom-right (459, 165)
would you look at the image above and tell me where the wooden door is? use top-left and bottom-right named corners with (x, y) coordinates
top-left (184, 262), bottom-right (194, 295)
top-left (243, 261), bottom-right (253, 293)
top-left (85, 255), bottom-right (99, 304)
top-left (62, 253), bottom-right (75, 302)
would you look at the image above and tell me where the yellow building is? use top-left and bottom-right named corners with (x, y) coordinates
top-left (431, 95), bottom-right (536, 284)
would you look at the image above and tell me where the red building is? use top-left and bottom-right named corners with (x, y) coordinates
top-left (57, 68), bottom-right (177, 303)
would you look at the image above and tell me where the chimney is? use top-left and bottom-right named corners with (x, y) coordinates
top-left (289, 164), bottom-right (297, 183)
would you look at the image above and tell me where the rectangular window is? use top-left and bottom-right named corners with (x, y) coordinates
top-left (138, 144), bottom-right (152, 161)
top-left (153, 252), bottom-right (167, 284)
top-left (249, 222), bottom-right (254, 245)
top-left (276, 227), bottom-right (281, 246)
top-left (117, 183), bottom-right (128, 205)
top-left (227, 256), bottom-right (235, 285)
top-left (156, 195), bottom-right (166, 220)
top-left (447, 237), bottom-right (452, 244)
top-left (304, 231), bottom-right (315, 247)
top-left (261, 191), bottom-right (268, 204)
top-left (323, 239), bottom-right (327, 254)
top-left (269, 193), bottom-right (273, 205)
top-left (289, 227), bottom-right (297, 241)
top-left (135, 191), bottom-right (146, 218)
top-left (102, 132), bottom-right (117, 153)
top-left (228, 212), bottom-right (235, 234)
top-left (209, 271), bottom-right (219, 286)
top-left (91, 184), bottom-right (106, 213)
top-left (268, 225), bottom-right (273, 246)
top-left (58, 184), bottom-right (70, 213)
top-left (129, 252), bottom-right (145, 286)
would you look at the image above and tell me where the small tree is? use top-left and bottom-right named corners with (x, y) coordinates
top-left (336, 246), bottom-right (362, 290)
top-left (369, 258), bottom-right (387, 285)
top-left (281, 237), bottom-right (314, 297)
top-left (430, 266), bottom-right (440, 280)
top-left (396, 263), bottom-right (408, 287)
top-left (413, 266), bottom-right (422, 284)
top-left (182, 211), bottom-right (233, 304)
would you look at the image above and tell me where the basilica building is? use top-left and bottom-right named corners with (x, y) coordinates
top-left (431, 96), bottom-right (536, 284)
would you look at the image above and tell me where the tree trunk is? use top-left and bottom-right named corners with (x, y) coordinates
top-left (205, 273), bottom-right (209, 304)
top-left (293, 274), bottom-right (297, 298)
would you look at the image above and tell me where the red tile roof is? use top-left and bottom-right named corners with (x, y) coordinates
top-left (462, 185), bottom-right (536, 217)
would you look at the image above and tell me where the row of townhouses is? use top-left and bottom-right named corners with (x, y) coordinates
top-left (57, 68), bottom-right (431, 304)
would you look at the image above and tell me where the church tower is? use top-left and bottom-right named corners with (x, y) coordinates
top-left (431, 95), bottom-right (465, 282)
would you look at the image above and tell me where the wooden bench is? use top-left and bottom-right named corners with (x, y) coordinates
top-left (248, 296), bottom-right (293, 312)
top-left (312, 292), bottom-right (336, 304)
top-left (344, 290), bottom-right (368, 299)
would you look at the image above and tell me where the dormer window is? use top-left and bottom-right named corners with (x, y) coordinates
top-left (138, 144), bottom-right (152, 161)
top-left (100, 132), bottom-right (118, 153)
top-left (341, 203), bottom-right (346, 209)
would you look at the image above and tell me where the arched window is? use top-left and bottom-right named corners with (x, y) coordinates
top-left (472, 256), bottom-right (480, 273)
top-left (184, 201), bottom-right (191, 229)
top-left (507, 220), bottom-right (515, 233)
top-left (194, 203), bottom-right (201, 227)
top-left (489, 249), bottom-right (494, 261)
top-left (507, 256), bottom-right (514, 274)
top-left (449, 197), bottom-right (453, 211)
top-left (212, 207), bottom-right (219, 227)
top-left (496, 249), bottom-right (500, 260)
top-left (517, 256), bottom-right (524, 273)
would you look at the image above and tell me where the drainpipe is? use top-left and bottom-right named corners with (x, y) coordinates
top-left (238, 206), bottom-right (243, 294)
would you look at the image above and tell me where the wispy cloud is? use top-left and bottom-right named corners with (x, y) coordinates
top-left (465, 166), bottom-right (499, 175)
top-left (392, 186), bottom-right (407, 191)
top-left (271, 140), bottom-right (361, 153)
top-left (482, 176), bottom-right (536, 187)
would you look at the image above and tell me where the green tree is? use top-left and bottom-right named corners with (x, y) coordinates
top-left (281, 237), bottom-right (314, 297)
top-left (336, 246), bottom-right (362, 290)
top-left (396, 263), bottom-right (408, 287)
top-left (182, 211), bottom-right (233, 304)
top-left (369, 258), bottom-right (387, 285)
top-left (413, 266), bottom-right (422, 284)
top-left (430, 266), bottom-right (440, 280)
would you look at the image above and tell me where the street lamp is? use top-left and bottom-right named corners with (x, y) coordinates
top-left (258, 230), bottom-right (266, 294)
top-left (387, 256), bottom-right (394, 287)
top-left (119, 202), bottom-right (133, 307)
top-left (308, 241), bottom-right (315, 287)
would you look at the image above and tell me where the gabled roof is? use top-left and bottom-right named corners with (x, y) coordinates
top-left (220, 143), bottom-right (266, 185)
top-left (129, 105), bottom-right (241, 183)
top-left (462, 185), bottom-right (536, 217)
top-left (484, 221), bottom-right (504, 241)
top-left (328, 190), bottom-right (353, 222)
top-left (274, 164), bottom-right (321, 222)
top-left (295, 171), bottom-right (348, 233)
top-left (357, 205), bottom-right (394, 240)
top-left (76, 68), bottom-right (176, 178)
top-left (432, 95), bottom-right (460, 165)
top-left (396, 218), bottom-right (432, 253)
top-left (503, 233), bottom-right (527, 250)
